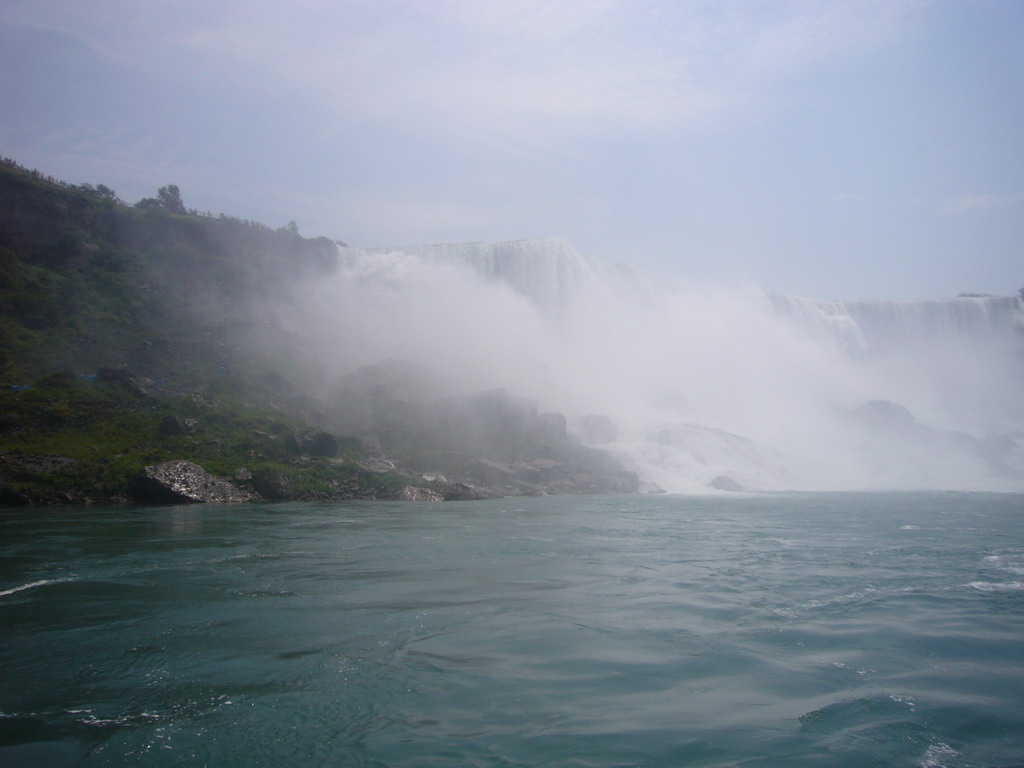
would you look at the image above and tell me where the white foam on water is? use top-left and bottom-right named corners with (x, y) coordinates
top-left (967, 581), bottom-right (1024, 592)
top-left (0, 578), bottom-right (73, 597)
top-left (920, 741), bottom-right (960, 768)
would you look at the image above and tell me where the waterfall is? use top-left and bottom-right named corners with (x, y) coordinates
top-left (310, 238), bottom-right (1024, 491)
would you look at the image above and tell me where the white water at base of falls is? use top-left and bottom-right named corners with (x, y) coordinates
top-left (294, 238), bottom-right (1024, 492)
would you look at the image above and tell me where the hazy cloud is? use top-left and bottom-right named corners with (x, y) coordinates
top-left (4, 0), bottom-right (926, 146)
top-left (940, 193), bottom-right (1024, 216)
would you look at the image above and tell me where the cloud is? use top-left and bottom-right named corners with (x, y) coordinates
top-left (940, 192), bottom-right (1024, 216)
top-left (737, 0), bottom-right (925, 80)
top-left (4, 0), bottom-right (927, 148)
top-left (347, 196), bottom-right (510, 244)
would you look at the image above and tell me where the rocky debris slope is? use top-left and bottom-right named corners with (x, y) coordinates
top-left (133, 460), bottom-right (256, 504)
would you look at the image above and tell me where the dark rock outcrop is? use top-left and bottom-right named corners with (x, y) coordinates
top-left (97, 367), bottom-right (160, 396)
top-left (283, 430), bottom-right (340, 457)
top-left (159, 415), bottom-right (184, 436)
top-left (133, 460), bottom-right (255, 504)
top-left (401, 485), bottom-right (444, 502)
top-left (710, 475), bottom-right (745, 492)
top-left (251, 470), bottom-right (294, 501)
top-left (434, 481), bottom-right (490, 501)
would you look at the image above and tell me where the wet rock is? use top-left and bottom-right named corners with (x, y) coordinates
top-left (401, 485), bottom-right (444, 502)
top-left (521, 458), bottom-right (565, 481)
top-left (434, 389), bottom-right (538, 458)
top-left (357, 457), bottom-right (396, 474)
top-left (252, 470), bottom-right (293, 500)
top-left (580, 414), bottom-right (619, 445)
top-left (469, 458), bottom-right (517, 484)
top-left (544, 468), bottom-right (639, 495)
top-left (710, 475), bottom-right (745, 492)
top-left (133, 460), bottom-right (255, 504)
top-left (512, 461), bottom-right (545, 484)
top-left (434, 482), bottom-right (491, 501)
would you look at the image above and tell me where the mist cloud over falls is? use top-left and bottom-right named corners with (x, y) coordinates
top-left (287, 238), bottom-right (1024, 493)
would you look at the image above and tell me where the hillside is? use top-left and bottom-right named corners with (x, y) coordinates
top-left (0, 159), bottom-right (638, 504)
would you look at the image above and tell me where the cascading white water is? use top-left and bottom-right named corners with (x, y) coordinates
top-left (302, 238), bottom-right (1024, 492)
top-left (769, 292), bottom-right (1024, 355)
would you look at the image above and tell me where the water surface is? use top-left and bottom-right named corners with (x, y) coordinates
top-left (2, 492), bottom-right (1023, 766)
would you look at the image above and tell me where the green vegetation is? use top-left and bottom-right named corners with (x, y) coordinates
top-left (0, 158), bottom-right (408, 505)
top-left (0, 372), bottom-right (406, 504)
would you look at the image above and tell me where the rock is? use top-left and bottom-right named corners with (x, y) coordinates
top-left (307, 431), bottom-right (338, 457)
top-left (252, 470), bottom-right (294, 500)
top-left (434, 389), bottom-right (538, 458)
top-left (469, 458), bottom-right (517, 484)
top-left (96, 370), bottom-right (159, 399)
top-left (512, 480), bottom-right (547, 496)
top-left (159, 415), bottom-right (183, 435)
top-left (522, 458), bottom-right (565, 481)
top-left (580, 414), bottom-right (619, 445)
top-left (133, 460), bottom-right (255, 504)
top-left (434, 482), bottom-right (491, 501)
top-left (357, 457), bottom-right (396, 474)
top-left (97, 367), bottom-right (160, 396)
top-left (401, 485), bottom-right (444, 502)
top-left (710, 475), bottom-right (745, 492)
top-left (0, 484), bottom-right (31, 505)
top-left (512, 461), bottom-right (545, 484)
top-left (282, 430), bottom-right (339, 457)
top-left (535, 412), bottom-right (567, 442)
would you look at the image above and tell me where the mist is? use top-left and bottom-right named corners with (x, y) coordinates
top-left (268, 237), bottom-right (1024, 493)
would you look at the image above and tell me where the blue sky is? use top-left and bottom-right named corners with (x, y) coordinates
top-left (1, 0), bottom-right (1021, 299)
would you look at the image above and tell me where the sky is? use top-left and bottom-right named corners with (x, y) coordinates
top-left (1, 0), bottom-right (1022, 300)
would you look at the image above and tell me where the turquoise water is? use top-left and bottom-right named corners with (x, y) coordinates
top-left (2, 493), bottom-right (1023, 767)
